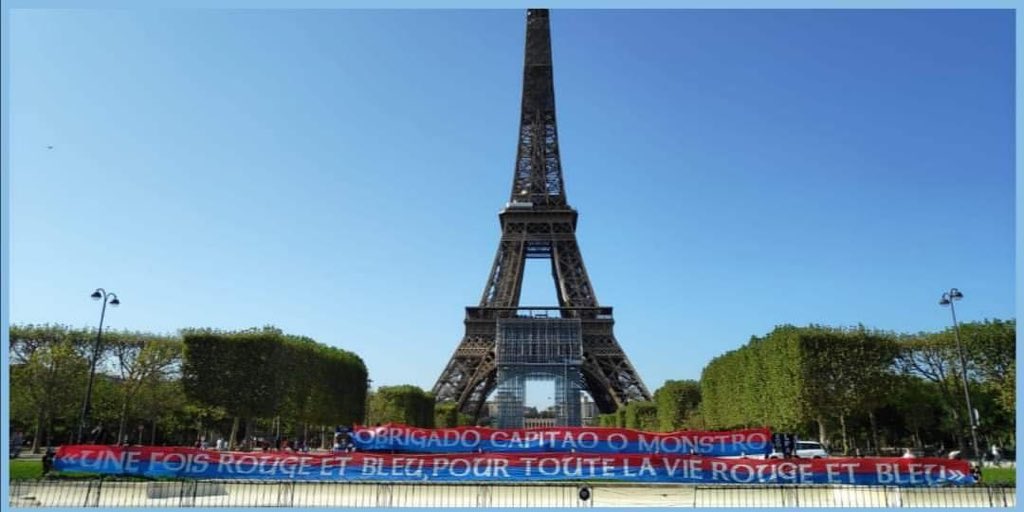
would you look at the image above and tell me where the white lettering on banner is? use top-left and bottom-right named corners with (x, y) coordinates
top-left (218, 454), bottom-right (234, 474)
top-left (385, 457), bottom-right (399, 476)
top-left (493, 459), bottom-right (510, 478)
top-left (257, 457), bottom-right (277, 475)
top-left (639, 458), bottom-right (656, 477)
top-left (353, 429), bottom-right (374, 444)
top-left (607, 433), bottom-right (628, 451)
top-left (388, 428), bottom-right (403, 445)
top-left (450, 459), bottom-right (471, 478)
top-left (362, 457), bottom-right (381, 476)
top-left (661, 436), bottom-right (681, 453)
top-left (158, 453), bottom-right (186, 473)
top-left (826, 463), bottom-right (843, 483)
top-left (297, 457), bottom-right (313, 476)
top-left (730, 464), bottom-right (756, 483)
top-left (842, 463), bottom-right (858, 482)
top-left (80, 450), bottom-right (120, 470)
top-left (711, 461), bottom-right (728, 481)
top-left (123, 452), bottom-right (141, 472)
top-left (561, 432), bottom-right (577, 450)
top-left (777, 462), bottom-right (797, 481)
top-left (521, 457), bottom-right (537, 475)
top-left (601, 458), bottom-right (615, 477)
top-left (237, 455), bottom-right (259, 475)
top-left (578, 432), bottom-right (598, 449)
top-left (747, 432), bottom-right (769, 450)
top-left (408, 430), bottom-right (424, 447)
top-left (562, 457), bottom-right (583, 477)
top-left (877, 463), bottom-right (894, 484)
top-left (825, 462), bottom-right (861, 484)
top-left (538, 458), bottom-right (560, 476)
top-left (688, 459), bottom-right (702, 479)
top-left (637, 436), bottom-right (657, 453)
top-left (876, 463), bottom-right (950, 485)
top-left (431, 458), bottom-right (449, 477)
top-left (798, 464), bottom-right (814, 483)
top-left (490, 432), bottom-right (508, 448)
top-left (662, 458), bottom-right (681, 477)
top-left (190, 453), bottom-right (210, 474)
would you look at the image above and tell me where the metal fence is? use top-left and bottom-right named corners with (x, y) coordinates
top-left (8, 480), bottom-right (1017, 508)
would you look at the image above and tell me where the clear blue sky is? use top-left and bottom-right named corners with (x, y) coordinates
top-left (8, 9), bottom-right (1015, 405)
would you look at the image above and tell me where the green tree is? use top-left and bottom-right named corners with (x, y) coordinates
top-left (105, 332), bottom-right (183, 444)
top-left (894, 320), bottom-right (1016, 453)
top-left (799, 326), bottom-right (899, 453)
top-left (434, 402), bottom-right (474, 427)
top-left (182, 326), bottom-right (366, 448)
top-left (9, 324), bottom-right (92, 450)
top-left (653, 380), bottom-right (701, 431)
top-left (624, 401), bottom-right (659, 431)
top-left (367, 385), bottom-right (435, 427)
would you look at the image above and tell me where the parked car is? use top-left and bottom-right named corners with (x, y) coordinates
top-left (766, 441), bottom-right (829, 459)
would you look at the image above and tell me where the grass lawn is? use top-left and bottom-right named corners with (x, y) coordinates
top-left (982, 466), bottom-right (1015, 485)
top-left (9, 459), bottom-right (43, 480)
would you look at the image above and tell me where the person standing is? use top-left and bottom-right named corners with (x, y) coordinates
top-left (991, 445), bottom-right (1001, 465)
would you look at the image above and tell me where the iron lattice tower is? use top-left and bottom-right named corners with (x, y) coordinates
top-left (432, 9), bottom-right (651, 417)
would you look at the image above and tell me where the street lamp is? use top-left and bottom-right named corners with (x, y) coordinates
top-left (76, 288), bottom-right (119, 443)
top-left (939, 287), bottom-right (981, 463)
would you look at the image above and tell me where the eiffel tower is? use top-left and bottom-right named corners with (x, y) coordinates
top-left (432, 9), bottom-right (650, 417)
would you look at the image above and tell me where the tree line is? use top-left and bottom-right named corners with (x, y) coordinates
top-left (9, 318), bottom-right (1014, 457)
top-left (8, 324), bottom-right (366, 452)
top-left (598, 320), bottom-right (1015, 457)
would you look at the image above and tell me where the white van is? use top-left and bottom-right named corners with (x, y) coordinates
top-left (766, 441), bottom-right (829, 459)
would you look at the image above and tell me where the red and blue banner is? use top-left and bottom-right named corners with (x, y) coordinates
top-left (349, 424), bottom-right (773, 457)
top-left (54, 446), bottom-right (976, 486)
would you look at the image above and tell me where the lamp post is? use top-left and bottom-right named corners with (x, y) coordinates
top-left (364, 378), bottom-right (373, 425)
top-left (939, 287), bottom-right (981, 463)
top-left (76, 288), bottom-right (120, 443)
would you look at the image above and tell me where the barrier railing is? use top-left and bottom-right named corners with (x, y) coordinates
top-left (8, 480), bottom-right (1016, 508)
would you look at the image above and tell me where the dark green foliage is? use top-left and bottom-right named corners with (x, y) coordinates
top-left (698, 320), bottom-right (1015, 452)
top-left (896, 319), bottom-right (1016, 447)
top-left (624, 401), bottom-right (659, 431)
top-left (182, 327), bottom-right (288, 421)
top-left (653, 380), bottom-right (701, 432)
top-left (180, 326), bottom-right (367, 440)
top-left (700, 325), bottom-right (898, 441)
top-left (10, 325), bottom-right (95, 449)
top-left (367, 385), bottom-right (435, 427)
top-left (434, 402), bottom-right (473, 427)
top-left (597, 413), bottom-right (619, 427)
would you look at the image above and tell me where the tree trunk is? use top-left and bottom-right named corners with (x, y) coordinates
top-left (31, 412), bottom-right (43, 453)
top-left (839, 414), bottom-right (849, 455)
top-left (244, 417), bottom-right (253, 450)
top-left (151, 419), bottom-right (157, 446)
top-left (117, 395), bottom-right (130, 446)
top-left (868, 411), bottom-right (881, 455)
top-left (228, 417), bottom-right (240, 449)
top-left (817, 417), bottom-right (827, 446)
